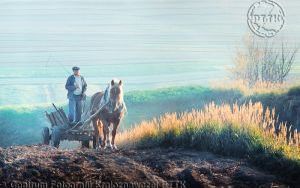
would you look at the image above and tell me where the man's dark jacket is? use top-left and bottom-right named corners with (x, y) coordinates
top-left (65, 75), bottom-right (87, 99)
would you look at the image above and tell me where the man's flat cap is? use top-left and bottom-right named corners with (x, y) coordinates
top-left (72, 66), bottom-right (80, 71)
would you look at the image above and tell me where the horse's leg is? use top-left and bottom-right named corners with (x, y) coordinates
top-left (101, 121), bottom-right (109, 149)
top-left (111, 119), bottom-right (120, 150)
top-left (106, 123), bottom-right (112, 149)
top-left (92, 118), bottom-right (100, 149)
top-left (98, 120), bottom-right (103, 147)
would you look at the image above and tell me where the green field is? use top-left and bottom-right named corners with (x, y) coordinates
top-left (1, 85), bottom-right (299, 147)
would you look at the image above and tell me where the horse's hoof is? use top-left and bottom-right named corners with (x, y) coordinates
top-left (96, 145), bottom-right (105, 150)
top-left (106, 143), bottom-right (112, 149)
top-left (112, 145), bottom-right (118, 150)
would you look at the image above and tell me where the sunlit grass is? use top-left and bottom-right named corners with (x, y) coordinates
top-left (117, 101), bottom-right (300, 179)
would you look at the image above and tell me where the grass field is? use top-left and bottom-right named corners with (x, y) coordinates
top-left (1, 85), bottom-right (299, 149)
top-left (117, 101), bottom-right (300, 184)
top-left (0, 86), bottom-right (239, 147)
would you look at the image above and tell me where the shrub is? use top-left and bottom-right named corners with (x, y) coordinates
top-left (230, 35), bottom-right (298, 87)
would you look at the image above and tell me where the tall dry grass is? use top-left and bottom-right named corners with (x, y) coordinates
top-left (117, 102), bottom-right (300, 161)
top-left (116, 101), bottom-right (300, 182)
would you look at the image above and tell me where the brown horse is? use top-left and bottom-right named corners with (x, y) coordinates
top-left (89, 79), bottom-right (126, 150)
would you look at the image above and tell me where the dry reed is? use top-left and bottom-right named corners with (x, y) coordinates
top-left (117, 102), bottom-right (300, 160)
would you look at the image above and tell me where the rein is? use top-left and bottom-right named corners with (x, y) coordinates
top-left (66, 100), bottom-right (110, 132)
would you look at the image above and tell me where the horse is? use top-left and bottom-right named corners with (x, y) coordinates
top-left (89, 79), bottom-right (126, 150)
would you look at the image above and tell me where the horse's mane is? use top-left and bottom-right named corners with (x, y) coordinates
top-left (98, 79), bottom-right (126, 113)
top-left (110, 78), bottom-right (124, 104)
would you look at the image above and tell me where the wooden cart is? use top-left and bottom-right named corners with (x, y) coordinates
top-left (42, 104), bottom-right (97, 148)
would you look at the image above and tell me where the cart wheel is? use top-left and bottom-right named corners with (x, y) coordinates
top-left (82, 140), bottom-right (90, 148)
top-left (42, 127), bottom-right (50, 145)
top-left (51, 127), bottom-right (61, 148)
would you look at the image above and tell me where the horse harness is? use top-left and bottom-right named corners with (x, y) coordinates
top-left (99, 100), bottom-right (126, 122)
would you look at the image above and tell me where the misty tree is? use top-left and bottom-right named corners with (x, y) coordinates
top-left (231, 35), bottom-right (298, 87)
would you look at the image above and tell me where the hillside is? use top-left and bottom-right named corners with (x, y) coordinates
top-left (1, 86), bottom-right (300, 187)
top-left (0, 86), bottom-right (241, 147)
top-left (0, 145), bottom-right (286, 187)
top-left (2, 85), bottom-right (300, 148)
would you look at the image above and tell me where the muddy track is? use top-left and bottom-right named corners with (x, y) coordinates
top-left (0, 146), bottom-right (287, 187)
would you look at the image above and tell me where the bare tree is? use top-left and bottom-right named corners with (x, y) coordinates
top-left (231, 35), bottom-right (298, 87)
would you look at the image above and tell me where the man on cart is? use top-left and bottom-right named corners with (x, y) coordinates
top-left (65, 66), bottom-right (87, 124)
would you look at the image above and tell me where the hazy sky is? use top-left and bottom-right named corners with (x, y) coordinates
top-left (0, 0), bottom-right (298, 66)
top-left (0, 0), bottom-right (299, 105)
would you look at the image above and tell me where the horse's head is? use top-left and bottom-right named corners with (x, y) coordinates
top-left (109, 79), bottom-right (124, 106)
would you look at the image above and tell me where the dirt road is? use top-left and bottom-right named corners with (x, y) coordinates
top-left (0, 146), bottom-right (287, 187)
